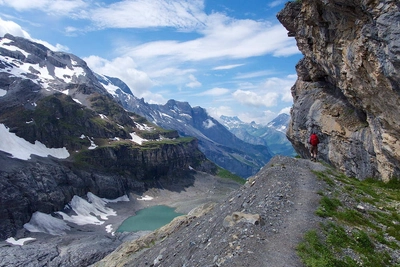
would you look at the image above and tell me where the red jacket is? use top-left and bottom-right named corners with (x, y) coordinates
top-left (309, 133), bottom-right (319, 146)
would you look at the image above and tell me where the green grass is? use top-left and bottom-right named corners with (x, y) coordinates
top-left (140, 137), bottom-right (195, 149)
top-left (313, 170), bottom-right (335, 186)
top-left (298, 167), bottom-right (400, 266)
top-left (315, 196), bottom-right (341, 217)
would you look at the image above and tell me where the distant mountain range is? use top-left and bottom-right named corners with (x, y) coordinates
top-left (219, 114), bottom-right (296, 157)
top-left (96, 73), bottom-right (273, 178)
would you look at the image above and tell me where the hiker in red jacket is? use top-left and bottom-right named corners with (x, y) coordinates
top-left (309, 132), bottom-right (319, 162)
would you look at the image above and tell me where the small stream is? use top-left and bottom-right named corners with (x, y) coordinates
top-left (116, 205), bottom-right (184, 232)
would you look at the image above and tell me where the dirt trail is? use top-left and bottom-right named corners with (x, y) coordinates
top-left (94, 156), bottom-right (327, 267)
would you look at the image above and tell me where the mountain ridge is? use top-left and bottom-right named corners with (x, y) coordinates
top-left (97, 77), bottom-right (274, 178)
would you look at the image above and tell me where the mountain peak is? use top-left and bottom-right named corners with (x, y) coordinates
top-left (0, 34), bottom-right (106, 100)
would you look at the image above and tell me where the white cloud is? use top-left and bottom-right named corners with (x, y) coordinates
top-left (231, 74), bottom-right (296, 107)
top-left (0, 17), bottom-right (68, 51)
top-left (203, 119), bottom-right (215, 129)
top-left (0, 16), bottom-right (31, 39)
top-left (186, 74), bottom-right (201, 88)
top-left (197, 87), bottom-right (229, 96)
top-left (123, 14), bottom-right (298, 62)
top-left (279, 106), bottom-right (292, 115)
top-left (84, 55), bottom-right (154, 97)
top-left (235, 70), bottom-right (277, 80)
top-left (213, 64), bottom-right (244, 70)
top-left (262, 75), bottom-right (296, 103)
top-left (268, 0), bottom-right (286, 8)
top-left (218, 109), bottom-right (278, 125)
top-left (207, 105), bottom-right (235, 121)
top-left (0, 0), bottom-right (88, 16)
top-left (90, 0), bottom-right (206, 30)
top-left (232, 90), bottom-right (279, 107)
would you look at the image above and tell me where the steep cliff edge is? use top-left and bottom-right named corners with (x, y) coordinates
top-left (278, 0), bottom-right (400, 180)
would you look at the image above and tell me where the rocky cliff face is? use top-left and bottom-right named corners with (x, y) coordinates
top-left (277, 0), bottom-right (400, 181)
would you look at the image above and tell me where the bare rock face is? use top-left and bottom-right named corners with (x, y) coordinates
top-left (277, 0), bottom-right (400, 181)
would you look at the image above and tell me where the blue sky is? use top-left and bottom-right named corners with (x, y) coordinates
top-left (0, 0), bottom-right (302, 124)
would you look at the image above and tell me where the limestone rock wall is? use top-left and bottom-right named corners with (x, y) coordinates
top-left (278, 0), bottom-right (400, 180)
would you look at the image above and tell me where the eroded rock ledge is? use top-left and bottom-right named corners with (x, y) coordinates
top-left (278, 0), bottom-right (400, 180)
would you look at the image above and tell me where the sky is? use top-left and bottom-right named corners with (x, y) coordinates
top-left (0, 0), bottom-right (302, 125)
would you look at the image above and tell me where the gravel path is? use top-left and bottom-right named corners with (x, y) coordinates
top-left (94, 156), bottom-right (327, 267)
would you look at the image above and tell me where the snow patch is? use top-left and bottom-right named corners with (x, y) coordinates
top-left (105, 224), bottom-right (115, 236)
top-left (87, 137), bottom-right (98, 150)
top-left (21, 193), bottom-right (129, 238)
top-left (56, 193), bottom-right (118, 226)
top-left (54, 65), bottom-right (85, 83)
top-left (0, 89), bottom-right (7, 96)
top-left (159, 112), bottom-right (173, 119)
top-left (179, 113), bottom-right (192, 119)
top-left (6, 237), bottom-right (36, 246)
top-left (0, 39), bottom-right (30, 57)
top-left (134, 122), bottom-right (154, 131)
top-left (24, 212), bottom-right (70, 236)
top-left (137, 195), bottom-right (154, 201)
top-left (0, 123), bottom-right (70, 160)
top-left (130, 132), bottom-right (147, 145)
top-left (99, 114), bottom-right (108, 120)
top-left (73, 98), bottom-right (82, 104)
top-left (103, 82), bottom-right (120, 97)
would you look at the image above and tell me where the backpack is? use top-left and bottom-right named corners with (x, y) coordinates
top-left (310, 133), bottom-right (319, 146)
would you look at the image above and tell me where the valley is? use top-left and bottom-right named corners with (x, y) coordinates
top-left (0, 172), bottom-right (241, 267)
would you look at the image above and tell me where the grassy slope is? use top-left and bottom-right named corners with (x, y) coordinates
top-left (298, 166), bottom-right (400, 267)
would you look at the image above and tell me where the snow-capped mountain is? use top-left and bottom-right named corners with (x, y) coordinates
top-left (0, 34), bottom-right (107, 104)
top-left (96, 76), bottom-right (272, 178)
top-left (219, 114), bottom-right (296, 157)
top-left (266, 113), bottom-right (290, 133)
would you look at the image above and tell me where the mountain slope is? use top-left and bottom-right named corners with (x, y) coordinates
top-left (0, 34), bottom-right (216, 240)
top-left (96, 76), bottom-right (273, 178)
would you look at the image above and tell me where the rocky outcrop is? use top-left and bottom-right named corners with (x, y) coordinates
top-left (277, 0), bottom-right (400, 180)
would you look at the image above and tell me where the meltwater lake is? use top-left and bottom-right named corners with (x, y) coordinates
top-left (117, 205), bottom-right (184, 232)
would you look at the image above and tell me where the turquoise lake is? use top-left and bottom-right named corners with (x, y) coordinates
top-left (116, 205), bottom-right (184, 232)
